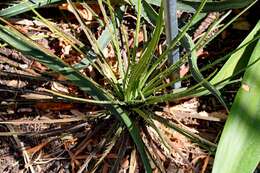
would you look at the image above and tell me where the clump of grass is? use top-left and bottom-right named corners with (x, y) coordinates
top-left (0, 0), bottom-right (258, 172)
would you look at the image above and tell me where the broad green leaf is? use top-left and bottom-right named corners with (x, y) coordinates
top-left (212, 23), bottom-right (260, 173)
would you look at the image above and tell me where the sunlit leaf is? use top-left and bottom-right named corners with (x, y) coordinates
top-left (213, 21), bottom-right (260, 173)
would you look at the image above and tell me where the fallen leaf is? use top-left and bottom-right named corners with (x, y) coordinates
top-left (21, 93), bottom-right (53, 100)
top-left (35, 102), bottom-right (74, 111)
top-left (51, 81), bottom-right (69, 93)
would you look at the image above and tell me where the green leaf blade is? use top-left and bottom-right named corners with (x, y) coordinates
top-left (212, 23), bottom-right (260, 173)
top-left (0, 0), bottom-right (64, 18)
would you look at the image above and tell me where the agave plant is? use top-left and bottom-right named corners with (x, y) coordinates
top-left (0, 0), bottom-right (259, 172)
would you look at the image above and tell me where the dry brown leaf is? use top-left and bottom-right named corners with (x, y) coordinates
top-left (0, 79), bottom-right (27, 88)
top-left (31, 60), bottom-right (48, 72)
top-left (121, 156), bottom-right (129, 169)
top-left (51, 81), bottom-right (69, 93)
top-left (102, 162), bottom-right (110, 173)
top-left (26, 140), bottom-right (50, 154)
top-left (21, 93), bottom-right (53, 100)
top-left (35, 102), bottom-right (74, 111)
top-left (59, 3), bottom-right (101, 23)
top-left (180, 64), bottom-right (189, 77)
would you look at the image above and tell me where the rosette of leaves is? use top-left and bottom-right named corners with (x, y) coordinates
top-left (0, 0), bottom-right (259, 172)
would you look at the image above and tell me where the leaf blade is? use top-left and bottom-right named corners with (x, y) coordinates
top-left (212, 23), bottom-right (260, 173)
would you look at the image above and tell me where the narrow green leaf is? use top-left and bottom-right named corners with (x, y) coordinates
top-left (0, 0), bottom-right (255, 22)
top-left (142, 0), bottom-right (208, 93)
top-left (90, 126), bottom-right (123, 173)
top-left (179, 0), bottom-right (257, 12)
top-left (105, 0), bottom-right (125, 79)
top-left (145, 0), bottom-right (257, 12)
top-left (0, 24), bottom-right (110, 99)
top-left (73, 7), bottom-right (125, 70)
top-left (191, 21), bottom-right (260, 98)
top-left (130, 0), bottom-right (156, 25)
top-left (125, 1), bottom-right (164, 100)
top-left (151, 113), bottom-right (217, 151)
top-left (133, 0), bottom-right (257, 26)
top-left (0, 23), bottom-right (152, 173)
top-left (134, 108), bottom-right (171, 151)
top-left (144, 72), bottom-right (214, 104)
top-left (42, 88), bottom-right (124, 105)
top-left (184, 33), bottom-right (228, 111)
top-left (110, 106), bottom-right (153, 173)
top-left (67, 0), bottom-right (121, 96)
top-left (0, 0), bottom-right (63, 18)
